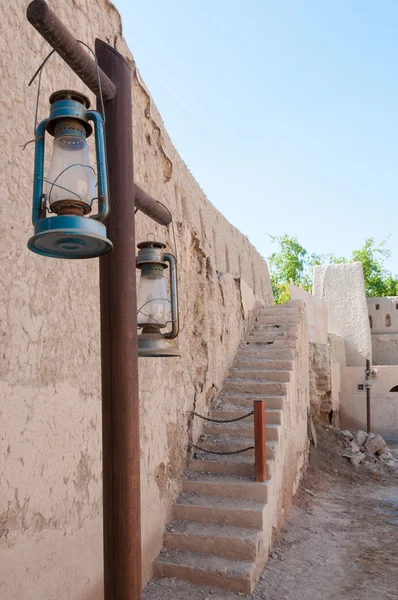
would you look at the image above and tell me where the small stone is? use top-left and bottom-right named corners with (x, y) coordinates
top-left (379, 453), bottom-right (390, 461)
top-left (349, 441), bottom-right (360, 453)
top-left (365, 435), bottom-right (386, 455)
top-left (341, 430), bottom-right (354, 440)
top-left (355, 430), bottom-right (367, 447)
top-left (260, 574), bottom-right (266, 580)
top-left (350, 453), bottom-right (366, 468)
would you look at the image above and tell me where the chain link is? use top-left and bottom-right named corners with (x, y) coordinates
top-left (192, 444), bottom-right (254, 456)
top-left (190, 410), bottom-right (254, 424)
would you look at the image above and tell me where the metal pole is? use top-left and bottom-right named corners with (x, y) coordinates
top-left (27, 0), bottom-right (116, 100)
top-left (25, 3), bottom-right (173, 596)
top-left (96, 39), bottom-right (141, 599)
top-left (134, 185), bottom-right (172, 226)
top-left (254, 400), bottom-right (266, 483)
top-left (366, 358), bottom-right (371, 434)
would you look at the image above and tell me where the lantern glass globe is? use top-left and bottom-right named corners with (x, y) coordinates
top-left (45, 135), bottom-right (96, 211)
top-left (137, 273), bottom-right (171, 328)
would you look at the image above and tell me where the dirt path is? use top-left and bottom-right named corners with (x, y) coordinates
top-left (143, 429), bottom-right (398, 600)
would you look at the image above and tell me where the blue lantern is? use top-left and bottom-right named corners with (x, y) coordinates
top-left (28, 90), bottom-right (112, 259)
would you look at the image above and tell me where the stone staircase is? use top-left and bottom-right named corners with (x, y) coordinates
top-left (153, 301), bottom-right (309, 595)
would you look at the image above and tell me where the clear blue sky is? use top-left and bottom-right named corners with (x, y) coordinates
top-left (113, 0), bottom-right (398, 273)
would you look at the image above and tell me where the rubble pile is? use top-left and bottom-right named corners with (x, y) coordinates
top-left (339, 429), bottom-right (396, 470)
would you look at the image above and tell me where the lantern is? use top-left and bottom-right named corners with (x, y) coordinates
top-left (28, 90), bottom-right (112, 259)
top-left (136, 240), bottom-right (180, 357)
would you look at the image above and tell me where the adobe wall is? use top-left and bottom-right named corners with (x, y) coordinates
top-left (289, 284), bottom-right (328, 345)
top-left (367, 297), bottom-right (398, 365)
top-left (367, 297), bottom-right (398, 334)
top-left (0, 2), bottom-right (273, 599)
top-left (340, 366), bottom-right (398, 437)
top-left (313, 263), bottom-right (371, 366)
top-left (289, 285), bottom-right (340, 423)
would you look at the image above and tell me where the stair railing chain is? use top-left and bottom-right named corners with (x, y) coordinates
top-left (188, 408), bottom-right (255, 455)
top-left (191, 444), bottom-right (254, 456)
top-left (188, 410), bottom-right (254, 424)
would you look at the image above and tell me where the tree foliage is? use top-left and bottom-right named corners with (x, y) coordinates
top-left (268, 234), bottom-right (398, 304)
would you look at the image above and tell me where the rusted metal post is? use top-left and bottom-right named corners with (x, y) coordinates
top-left (254, 400), bottom-right (266, 482)
top-left (134, 184), bottom-right (172, 226)
top-left (366, 358), bottom-right (371, 434)
top-left (95, 40), bottom-right (142, 599)
top-left (25, 3), bottom-right (175, 597)
top-left (27, 0), bottom-right (116, 100)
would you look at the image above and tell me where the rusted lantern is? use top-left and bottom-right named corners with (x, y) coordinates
top-left (28, 90), bottom-right (112, 259)
top-left (136, 240), bottom-right (179, 357)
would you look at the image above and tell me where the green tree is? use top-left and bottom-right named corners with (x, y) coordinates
top-left (351, 237), bottom-right (397, 297)
top-left (268, 234), bottom-right (398, 304)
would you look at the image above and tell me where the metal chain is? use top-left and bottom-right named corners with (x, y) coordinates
top-left (192, 444), bottom-right (254, 456)
top-left (190, 410), bottom-right (254, 424)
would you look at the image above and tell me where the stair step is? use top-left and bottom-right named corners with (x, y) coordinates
top-left (196, 435), bottom-right (276, 459)
top-left (217, 393), bottom-right (285, 409)
top-left (210, 407), bottom-right (282, 424)
top-left (238, 347), bottom-right (295, 360)
top-left (173, 493), bottom-right (266, 529)
top-left (224, 379), bottom-right (288, 395)
top-left (244, 337), bottom-right (297, 348)
top-left (182, 474), bottom-right (269, 502)
top-left (233, 358), bottom-right (294, 370)
top-left (188, 456), bottom-right (274, 478)
top-left (203, 422), bottom-right (279, 442)
top-left (253, 322), bottom-right (299, 333)
top-left (259, 306), bottom-right (302, 316)
top-left (247, 330), bottom-right (288, 338)
top-left (164, 521), bottom-right (260, 561)
top-left (256, 315), bottom-right (301, 325)
top-left (228, 368), bottom-right (291, 382)
top-left (153, 549), bottom-right (256, 594)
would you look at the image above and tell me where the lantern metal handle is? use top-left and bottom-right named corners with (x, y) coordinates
top-left (86, 110), bottom-right (109, 222)
top-left (163, 252), bottom-right (179, 340)
top-left (32, 118), bottom-right (49, 225)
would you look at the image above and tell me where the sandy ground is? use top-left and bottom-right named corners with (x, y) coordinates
top-left (143, 427), bottom-right (398, 600)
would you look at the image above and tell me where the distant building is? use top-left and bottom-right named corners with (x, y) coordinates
top-left (367, 297), bottom-right (398, 365)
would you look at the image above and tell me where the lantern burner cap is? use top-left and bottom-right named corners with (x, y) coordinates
top-left (137, 240), bottom-right (166, 250)
top-left (49, 90), bottom-right (91, 109)
top-left (136, 239), bottom-right (168, 269)
top-left (46, 90), bottom-right (93, 137)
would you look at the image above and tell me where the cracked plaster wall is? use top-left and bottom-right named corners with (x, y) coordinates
top-left (0, 2), bottom-right (273, 599)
